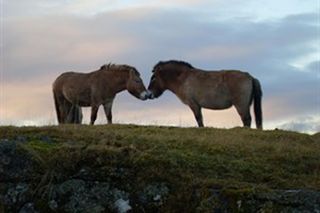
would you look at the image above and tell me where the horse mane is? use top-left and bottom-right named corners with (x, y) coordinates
top-left (100, 63), bottom-right (122, 70)
top-left (100, 63), bottom-right (139, 76)
top-left (153, 60), bottom-right (194, 72)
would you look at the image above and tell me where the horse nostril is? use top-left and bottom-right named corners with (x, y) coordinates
top-left (146, 90), bottom-right (151, 99)
top-left (147, 90), bottom-right (154, 99)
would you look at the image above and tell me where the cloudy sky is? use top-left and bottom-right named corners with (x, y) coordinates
top-left (1, 0), bottom-right (319, 133)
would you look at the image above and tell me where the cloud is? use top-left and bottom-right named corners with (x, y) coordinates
top-left (2, 6), bottom-right (319, 132)
top-left (306, 60), bottom-right (320, 73)
top-left (4, 9), bottom-right (318, 77)
top-left (4, 0), bottom-right (318, 21)
top-left (0, 76), bottom-right (56, 125)
top-left (3, 0), bottom-right (210, 17)
top-left (3, 0), bottom-right (117, 17)
top-left (277, 116), bottom-right (320, 134)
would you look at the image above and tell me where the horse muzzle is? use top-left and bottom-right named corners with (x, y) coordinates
top-left (146, 90), bottom-right (155, 99)
top-left (139, 91), bottom-right (149, 100)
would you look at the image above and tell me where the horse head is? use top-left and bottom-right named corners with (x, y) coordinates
top-left (147, 71), bottom-right (165, 99)
top-left (126, 66), bottom-right (150, 100)
top-left (148, 60), bottom-right (192, 99)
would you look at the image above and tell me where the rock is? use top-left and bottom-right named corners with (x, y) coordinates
top-left (50, 179), bottom-right (130, 212)
top-left (202, 188), bottom-right (320, 212)
top-left (48, 200), bottom-right (58, 210)
top-left (153, 194), bottom-right (161, 201)
top-left (19, 202), bottom-right (38, 213)
top-left (114, 198), bottom-right (132, 213)
top-left (1, 183), bottom-right (32, 213)
top-left (139, 183), bottom-right (169, 206)
top-left (0, 140), bottom-right (37, 182)
top-left (256, 189), bottom-right (320, 212)
top-left (4, 183), bottom-right (29, 206)
top-left (0, 140), bottom-right (17, 181)
top-left (1, 136), bottom-right (319, 212)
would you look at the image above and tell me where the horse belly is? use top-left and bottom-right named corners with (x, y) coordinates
top-left (77, 100), bottom-right (91, 107)
top-left (75, 91), bottom-right (93, 106)
top-left (198, 92), bottom-right (232, 110)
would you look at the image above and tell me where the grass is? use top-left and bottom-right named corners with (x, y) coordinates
top-left (1, 124), bottom-right (319, 211)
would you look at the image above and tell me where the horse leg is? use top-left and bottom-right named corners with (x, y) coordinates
top-left (61, 99), bottom-right (73, 124)
top-left (66, 105), bottom-right (76, 124)
top-left (75, 107), bottom-right (83, 124)
top-left (103, 99), bottom-right (114, 124)
top-left (235, 104), bottom-right (251, 128)
top-left (53, 91), bottom-right (63, 124)
top-left (68, 105), bottom-right (82, 124)
top-left (189, 103), bottom-right (204, 127)
top-left (90, 105), bottom-right (99, 125)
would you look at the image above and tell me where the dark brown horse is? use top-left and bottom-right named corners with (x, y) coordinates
top-left (147, 60), bottom-right (263, 129)
top-left (53, 63), bottom-right (149, 125)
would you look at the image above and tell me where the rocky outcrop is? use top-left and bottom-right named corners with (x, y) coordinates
top-left (1, 138), bottom-right (319, 212)
top-left (198, 188), bottom-right (320, 212)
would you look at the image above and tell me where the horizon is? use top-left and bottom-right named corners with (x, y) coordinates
top-left (1, 0), bottom-right (319, 133)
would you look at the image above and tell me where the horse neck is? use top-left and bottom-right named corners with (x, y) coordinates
top-left (102, 70), bottom-right (129, 93)
top-left (162, 67), bottom-right (187, 93)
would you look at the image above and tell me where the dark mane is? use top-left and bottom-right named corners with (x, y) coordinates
top-left (100, 63), bottom-right (112, 70)
top-left (100, 63), bottom-right (136, 72)
top-left (153, 60), bottom-right (194, 72)
top-left (100, 63), bottom-right (126, 70)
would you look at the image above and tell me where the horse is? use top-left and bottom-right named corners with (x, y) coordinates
top-left (147, 60), bottom-right (263, 129)
top-left (53, 63), bottom-right (150, 125)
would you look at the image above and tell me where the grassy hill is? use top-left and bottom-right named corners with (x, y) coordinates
top-left (1, 125), bottom-right (319, 212)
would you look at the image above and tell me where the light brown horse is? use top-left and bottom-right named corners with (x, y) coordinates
top-left (53, 63), bottom-right (149, 125)
top-left (147, 60), bottom-right (263, 129)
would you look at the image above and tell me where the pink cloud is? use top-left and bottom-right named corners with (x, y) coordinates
top-left (0, 77), bottom-right (55, 125)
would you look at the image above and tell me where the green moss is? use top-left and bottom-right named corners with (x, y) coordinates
top-left (26, 141), bottom-right (59, 152)
top-left (0, 125), bottom-right (319, 212)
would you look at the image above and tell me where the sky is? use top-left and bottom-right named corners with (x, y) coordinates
top-left (0, 0), bottom-right (319, 133)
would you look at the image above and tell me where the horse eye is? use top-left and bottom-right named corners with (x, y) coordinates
top-left (151, 75), bottom-right (156, 82)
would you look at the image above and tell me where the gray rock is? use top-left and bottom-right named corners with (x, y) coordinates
top-left (114, 198), bottom-right (132, 213)
top-left (4, 183), bottom-right (29, 205)
top-left (203, 188), bottom-right (320, 212)
top-left (51, 179), bottom-right (130, 212)
top-left (0, 140), bottom-right (36, 182)
top-left (19, 202), bottom-right (38, 213)
top-left (48, 200), bottom-right (58, 210)
top-left (139, 183), bottom-right (169, 206)
top-left (257, 189), bottom-right (320, 212)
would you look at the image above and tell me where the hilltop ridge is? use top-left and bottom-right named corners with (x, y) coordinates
top-left (0, 125), bottom-right (319, 212)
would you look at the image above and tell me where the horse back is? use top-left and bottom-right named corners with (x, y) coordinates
top-left (181, 70), bottom-right (253, 109)
top-left (53, 70), bottom-right (102, 89)
top-left (222, 70), bottom-right (253, 95)
top-left (185, 69), bottom-right (252, 91)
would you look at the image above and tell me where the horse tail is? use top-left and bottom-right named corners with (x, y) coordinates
top-left (252, 78), bottom-right (263, 129)
top-left (53, 89), bottom-right (62, 124)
